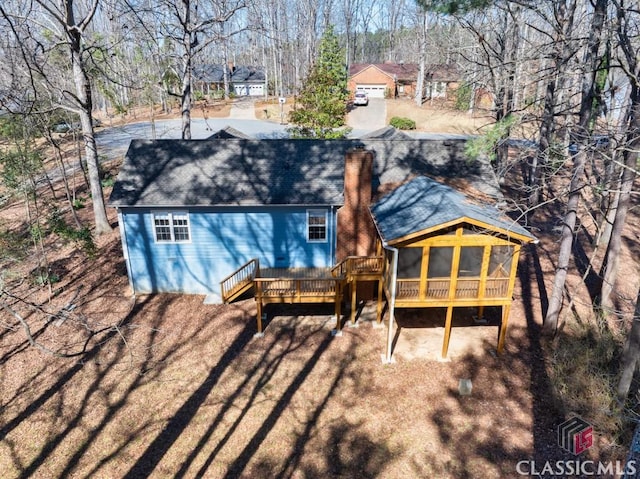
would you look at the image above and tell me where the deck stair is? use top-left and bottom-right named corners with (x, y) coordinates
top-left (332, 256), bottom-right (384, 325)
top-left (220, 258), bottom-right (259, 303)
top-left (220, 256), bottom-right (384, 334)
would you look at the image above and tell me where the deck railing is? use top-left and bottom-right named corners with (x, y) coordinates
top-left (331, 256), bottom-right (384, 278)
top-left (395, 277), bottom-right (510, 301)
top-left (220, 258), bottom-right (259, 302)
top-left (255, 277), bottom-right (340, 301)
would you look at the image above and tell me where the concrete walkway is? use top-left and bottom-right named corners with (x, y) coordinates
top-left (229, 98), bottom-right (256, 120)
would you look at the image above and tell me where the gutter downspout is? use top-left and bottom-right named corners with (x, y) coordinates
top-left (384, 244), bottom-right (398, 364)
top-left (370, 208), bottom-right (398, 364)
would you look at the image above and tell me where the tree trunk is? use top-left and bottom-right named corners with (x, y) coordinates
top-left (617, 289), bottom-right (640, 400)
top-left (530, 1), bottom-right (575, 211)
top-left (180, 0), bottom-right (192, 140)
top-left (543, 0), bottom-right (604, 334)
top-left (67, 7), bottom-right (112, 235)
top-left (414, 10), bottom-right (427, 106)
top-left (599, 90), bottom-right (639, 312)
top-left (543, 150), bottom-right (586, 334)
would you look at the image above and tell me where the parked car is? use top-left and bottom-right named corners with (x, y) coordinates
top-left (53, 122), bottom-right (81, 133)
top-left (353, 91), bottom-right (369, 106)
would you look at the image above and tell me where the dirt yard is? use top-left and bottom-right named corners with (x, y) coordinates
top-left (0, 224), bottom-right (549, 478)
top-left (0, 100), bottom-right (635, 478)
top-left (386, 98), bottom-right (495, 134)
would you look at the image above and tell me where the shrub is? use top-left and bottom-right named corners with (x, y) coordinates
top-left (48, 208), bottom-right (97, 258)
top-left (455, 82), bottom-right (472, 111)
top-left (389, 117), bottom-right (416, 130)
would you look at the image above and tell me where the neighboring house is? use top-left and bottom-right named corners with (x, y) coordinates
top-left (424, 64), bottom-right (461, 101)
top-left (109, 132), bottom-right (535, 359)
top-left (193, 64), bottom-right (266, 97)
top-left (348, 63), bottom-right (461, 101)
top-left (230, 66), bottom-right (266, 97)
top-left (348, 63), bottom-right (419, 98)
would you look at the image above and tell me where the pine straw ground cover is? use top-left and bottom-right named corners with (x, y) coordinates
top-left (0, 215), bottom-right (629, 478)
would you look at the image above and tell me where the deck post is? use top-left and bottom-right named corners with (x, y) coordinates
top-left (376, 278), bottom-right (384, 324)
top-left (441, 305), bottom-right (454, 359)
top-left (497, 303), bottom-right (511, 354)
top-left (335, 280), bottom-right (342, 331)
top-left (351, 280), bottom-right (357, 325)
top-left (255, 298), bottom-right (264, 337)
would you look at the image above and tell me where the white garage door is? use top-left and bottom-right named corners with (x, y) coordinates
top-left (356, 84), bottom-right (386, 98)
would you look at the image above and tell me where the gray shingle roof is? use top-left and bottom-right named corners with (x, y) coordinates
top-left (206, 126), bottom-right (253, 139)
top-left (359, 126), bottom-right (413, 140)
top-left (370, 176), bottom-right (536, 242)
top-left (109, 138), bottom-right (502, 207)
top-left (193, 64), bottom-right (266, 83)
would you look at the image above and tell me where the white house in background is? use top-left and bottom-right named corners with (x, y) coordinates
top-left (231, 66), bottom-right (266, 97)
top-left (193, 64), bottom-right (266, 97)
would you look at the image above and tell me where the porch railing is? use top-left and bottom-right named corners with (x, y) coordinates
top-left (255, 277), bottom-right (341, 300)
top-left (395, 277), bottom-right (510, 301)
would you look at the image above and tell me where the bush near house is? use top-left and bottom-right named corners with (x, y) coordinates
top-left (389, 116), bottom-right (416, 130)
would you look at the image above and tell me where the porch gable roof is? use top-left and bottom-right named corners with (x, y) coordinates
top-left (370, 176), bottom-right (536, 245)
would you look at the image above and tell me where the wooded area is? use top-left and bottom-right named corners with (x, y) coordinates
top-left (1, 0), bottom-right (640, 473)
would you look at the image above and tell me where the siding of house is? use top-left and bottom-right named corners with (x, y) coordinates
top-left (119, 206), bottom-right (337, 296)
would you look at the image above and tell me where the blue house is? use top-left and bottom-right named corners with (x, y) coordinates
top-left (109, 135), bottom-right (503, 300)
top-left (110, 132), bottom-right (536, 358)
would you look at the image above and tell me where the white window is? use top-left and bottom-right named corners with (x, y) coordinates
top-left (152, 211), bottom-right (191, 243)
top-left (307, 210), bottom-right (327, 243)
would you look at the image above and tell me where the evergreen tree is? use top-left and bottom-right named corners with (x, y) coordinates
top-left (289, 26), bottom-right (351, 139)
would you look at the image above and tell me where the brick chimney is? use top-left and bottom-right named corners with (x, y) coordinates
top-left (337, 148), bottom-right (377, 261)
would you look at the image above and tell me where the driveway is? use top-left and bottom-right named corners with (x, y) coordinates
top-left (229, 98), bottom-right (257, 120)
top-left (347, 98), bottom-right (386, 135)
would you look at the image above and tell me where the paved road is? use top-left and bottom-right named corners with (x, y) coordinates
top-left (94, 102), bottom-right (473, 162)
top-left (95, 118), bottom-right (289, 160)
top-left (229, 98), bottom-right (257, 119)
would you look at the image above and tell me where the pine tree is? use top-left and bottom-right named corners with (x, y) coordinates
top-left (289, 25), bottom-right (351, 139)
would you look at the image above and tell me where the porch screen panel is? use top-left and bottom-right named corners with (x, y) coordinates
top-left (458, 247), bottom-right (484, 277)
top-left (488, 245), bottom-right (513, 277)
top-left (425, 246), bottom-right (453, 299)
top-left (397, 247), bottom-right (423, 279)
top-left (485, 245), bottom-right (514, 298)
top-left (427, 247), bottom-right (453, 277)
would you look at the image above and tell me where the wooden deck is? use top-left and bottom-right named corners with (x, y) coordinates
top-left (254, 267), bottom-right (347, 335)
top-left (220, 257), bottom-right (385, 335)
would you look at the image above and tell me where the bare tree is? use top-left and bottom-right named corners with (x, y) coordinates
top-left (0, 0), bottom-right (112, 234)
top-left (543, 0), bottom-right (608, 334)
top-left (617, 288), bottom-right (640, 400)
top-left (599, 0), bottom-right (640, 315)
top-left (130, 0), bottom-right (246, 139)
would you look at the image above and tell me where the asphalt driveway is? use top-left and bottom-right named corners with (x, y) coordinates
top-left (347, 98), bottom-right (386, 133)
